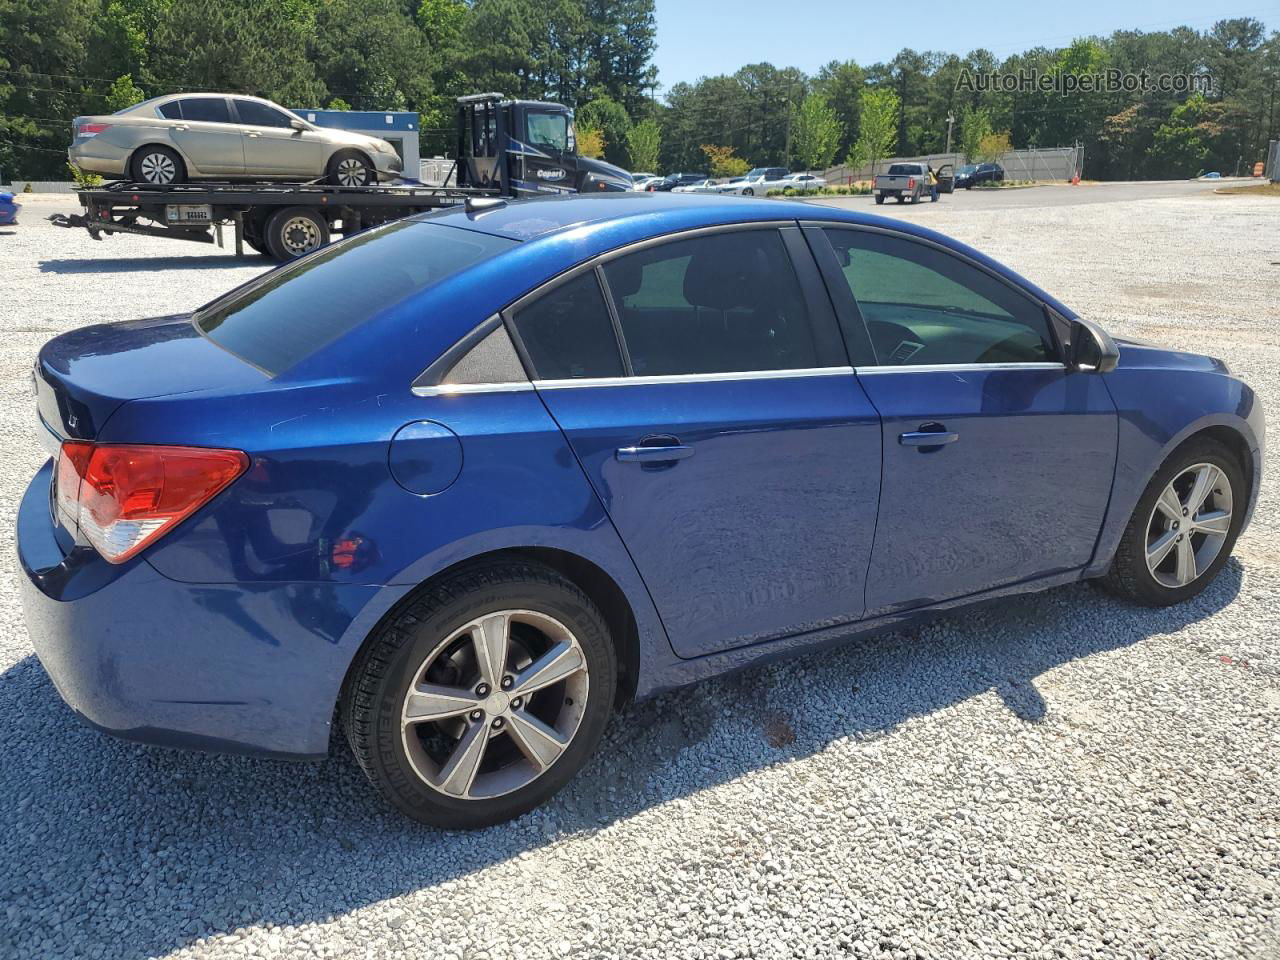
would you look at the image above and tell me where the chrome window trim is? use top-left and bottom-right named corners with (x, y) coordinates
top-left (853, 361), bottom-right (1066, 375)
top-left (533, 366), bottom-right (854, 390)
top-left (412, 380), bottom-right (535, 397)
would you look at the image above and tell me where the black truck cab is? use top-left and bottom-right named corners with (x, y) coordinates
top-left (456, 93), bottom-right (632, 198)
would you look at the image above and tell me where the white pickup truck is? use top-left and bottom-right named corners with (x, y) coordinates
top-left (874, 162), bottom-right (933, 205)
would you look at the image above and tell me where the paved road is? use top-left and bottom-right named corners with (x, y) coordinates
top-left (808, 177), bottom-right (1256, 215)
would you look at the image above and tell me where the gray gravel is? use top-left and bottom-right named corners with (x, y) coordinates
top-left (1, 188), bottom-right (1278, 960)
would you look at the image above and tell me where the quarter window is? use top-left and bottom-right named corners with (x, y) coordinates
top-left (601, 230), bottom-right (836, 376)
top-left (235, 99), bottom-right (293, 128)
top-left (178, 98), bottom-right (231, 124)
top-left (823, 229), bottom-right (1056, 366)
top-left (509, 272), bottom-right (624, 380)
top-left (158, 101), bottom-right (183, 120)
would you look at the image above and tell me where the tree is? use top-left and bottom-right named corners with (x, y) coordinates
top-left (855, 87), bottom-right (898, 176)
top-left (812, 59), bottom-right (865, 158)
top-left (577, 126), bottom-right (606, 158)
top-left (959, 105), bottom-right (992, 162)
top-left (311, 0), bottom-right (434, 112)
top-left (626, 117), bottom-right (660, 172)
top-left (701, 144), bottom-right (749, 178)
top-left (105, 74), bottom-right (145, 112)
top-left (975, 130), bottom-right (1012, 165)
top-left (577, 96), bottom-right (631, 166)
top-left (790, 93), bottom-right (842, 171)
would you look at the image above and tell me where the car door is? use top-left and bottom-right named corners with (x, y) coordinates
top-left (169, 97), bottom-right (244, 176)
top-left (509, 225), bottom-right (883, 658)
top-left (232, 99), bottom-right (324, 178)
top-left (806, 224), bottom-right (1118, 615)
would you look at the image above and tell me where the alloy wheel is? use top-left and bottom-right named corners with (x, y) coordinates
top-left (1145, 462), bottom-right (1234, 588)
top-left (139, 152), bottom-right (176, 184)
top-left (400, 610), bottom-right (590, 800)
top-left (336, 157), bottom-right (369, 187)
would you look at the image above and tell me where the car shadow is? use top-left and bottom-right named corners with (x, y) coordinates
top-left (0, 564), bottom-right (1244, 959)
top-left (38, 254), bottom-right (268, 274)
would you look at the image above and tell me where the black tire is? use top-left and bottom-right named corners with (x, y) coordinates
top-left (895, 195), bottom-right (905, 204)
top-left (130, 145), bottom-right (185, 185)
top-left (742, 187), bottom-right (754, 196)
top-left (341, 560), bottom-right (617, 828)
top-left (1100, 438), bottom-right (1245, 606)
top-left (264, 206), bottom-right (330, 261)
top-left (328, 151), bottom-right (374, 187)
top-left (965, 184), bottom-right (972, 190)
top-left (874, 193), bottom-right (885, 205)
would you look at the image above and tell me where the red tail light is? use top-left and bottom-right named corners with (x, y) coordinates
top-left (55, 442), bottom-right (248, 563)
top-left (907, 177), bottom-right (916, 189)
top-left (77, 123), bottom-right (110, 138)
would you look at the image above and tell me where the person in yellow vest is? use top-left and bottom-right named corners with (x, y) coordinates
top-left (927, 164), bottom-right (939, 201)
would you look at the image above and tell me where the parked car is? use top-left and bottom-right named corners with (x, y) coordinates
top-left (68, 93), bottom-right (404, 187)
top-left (777, 173), bottom-right (826, 192)
top-left (722, 167), bottom-right (790, 195)
top-left (647, 172), bottom-right (706, 191)
top-left (631, 176), bottom-right (662, 191)
top-left (0, 190), bottom-right (19, 225)
top-left (671, 178), bottom-right (722, 193)
top-left (874, 162), bottom-right (933, 204)
top-left (630, 172), bottom-right (656, 184)
top-left (954, 162), bottom-right (1005, 189)
top-left (20, 193), bottom-right (1262, 829)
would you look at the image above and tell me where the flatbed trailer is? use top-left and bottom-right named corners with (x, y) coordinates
top-left (49, 178), bottom-right (501, 260)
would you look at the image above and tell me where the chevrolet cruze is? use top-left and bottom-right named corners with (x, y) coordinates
top-left (18, 193), bottom-right (1262, 828)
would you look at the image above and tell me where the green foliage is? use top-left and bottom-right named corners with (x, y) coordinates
top-left (975, 130), bottom-right (1011, 164)
top-left (626, 117), bottom-right (660, 172)
top-left (701, 144), bottom-right (748, 178)
top-left (959, 106), bottom-right (992, 163)
top-left (855, 87), bottom-right (898, 175)
top-left (105, 74), bottom-right (145, 112)
top-left (577, 126), bottom-right (605, 158)
top-left (66, 161), bottom-right (103, 187)
top-left (577, 96), bottom-right (631, 166)
top-left (790, 93), bottom-right (842, 171)
top-left (327, 97), bottom-right (353, 111)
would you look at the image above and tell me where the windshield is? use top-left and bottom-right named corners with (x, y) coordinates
top-left (958, 164), bottom-right (978, 174)
top-left (195, 222), bottom-right (517, 374)
top-left (526, 110), bottom-right (572, 153)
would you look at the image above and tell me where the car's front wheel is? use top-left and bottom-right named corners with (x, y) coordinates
top-left (130, 145), bottom-right (185, 185)
top-left (1102, 438), bottom-right (1245, 606)
top-left (342, 560), bottom-right (617, 828)
top-left (328, 152), bottom-right (375, 187)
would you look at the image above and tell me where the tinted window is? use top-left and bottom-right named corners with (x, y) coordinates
top-left (179, 98), bottom-right (231, 124)
top-left (526, 111), bottom-right (569, 152)
top-left (235, 99), bottom-right (293, 128)
top-left (602, 230), bottom-right (835, 376)
top-left (824, 229), bottom-right (1056, 366)
top-left (197, 222), bottom-right (516, 374)
top-left (157, 100), bottom-right (182, 120)
top-left (887, 164), bottom-right (924, 176)
top-left (510, 272), bottom-right (623, 380)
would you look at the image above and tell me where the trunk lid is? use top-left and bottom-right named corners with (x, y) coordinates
top-left (35, 314), bottom-right (267, 441)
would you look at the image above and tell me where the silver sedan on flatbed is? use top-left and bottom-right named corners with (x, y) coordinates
top-left (69, 93), bottom-right (403, 187)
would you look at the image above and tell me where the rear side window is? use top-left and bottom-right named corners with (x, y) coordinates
top-left (600, 230), bottom-right (836, 376)
top-left (158, 101), bottom-right (182, 120)
top-left (510, 272), bottom-right (624, 380)
top-left (179, 98), bottom-right (231, 123)
top-left (823, 229), bottom-right (1056, 366)
top-left (235, 99), bottom-right (293, 128)
top-left (196, 222), bottom-right (516, 374)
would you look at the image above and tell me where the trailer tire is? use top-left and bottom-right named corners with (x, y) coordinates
top-left (265, 207), bottom-right (330, 261)
top-left (130, 145), bottom-right (185, 186)
top-left (328, 151), bottom-right (375, 187)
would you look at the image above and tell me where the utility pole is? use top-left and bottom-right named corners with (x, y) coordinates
top-left (945, 114), bottom-right (955, 156)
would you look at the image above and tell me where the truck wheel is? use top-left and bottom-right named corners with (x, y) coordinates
top-left (874, 194), bottom-right (885, 205)
top-left (265, 207), bottom-right (330, 260)
top-left (895, 194), bottom-right (904, 204)
top-left (328, 152), bottom-right (374, 187)
top-left (130, 145), bottom-right (185, 186)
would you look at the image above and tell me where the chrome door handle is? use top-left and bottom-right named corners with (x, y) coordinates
top-left (616, 444), bottom-right (694, 463)
top-left (899, 429), bottom-right (958, 447)
top-left (245, 131), bottom-right (261, 137)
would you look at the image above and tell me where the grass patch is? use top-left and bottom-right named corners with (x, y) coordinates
top-left (1215, 182), bottom-right (1280, 196)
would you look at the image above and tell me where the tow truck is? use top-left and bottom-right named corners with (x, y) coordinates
top-left (50, 93), bottom-right (632, 260)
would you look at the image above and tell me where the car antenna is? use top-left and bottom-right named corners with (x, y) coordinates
top-left (465, 196), bottom-right (507, 213)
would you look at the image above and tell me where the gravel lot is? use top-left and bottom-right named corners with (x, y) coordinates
top-left (1, 188), bottom-right (1277, 960)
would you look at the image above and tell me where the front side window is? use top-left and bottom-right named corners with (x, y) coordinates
top-left (509, 272), bottom-right (623, 380)
top-left (601, 230), bottom-right (837, 376)
top-left (179, 98), bottom-right (231, 124)
top-left (235, 99), bottom-right (293, 128)
top-left (196, 222), bottom-right (516, 374)
top-left (525, 111), bottom-right (570, 153)
top-left (824, 229), bottom-right (1056, 366)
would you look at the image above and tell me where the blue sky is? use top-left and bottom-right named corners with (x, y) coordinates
top-left (651, 0), bottom-right (1277, 91)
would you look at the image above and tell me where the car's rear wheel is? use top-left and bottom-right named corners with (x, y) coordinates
top-left (130, 145), bottom-right (185, 186)
top-left (264, 206), bottom-right (330, 260)
top-left (1101, 438), bottom-right (1245, 606)
top-left (328, 151), bottom-right (374, 187)
top-left (342, 560), bottom-right (616, 828)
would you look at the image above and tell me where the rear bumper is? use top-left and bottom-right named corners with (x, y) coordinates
top-left (67, 141), bottom-right (129, 177)
top-left (17, 460), bottom-right (387, 759)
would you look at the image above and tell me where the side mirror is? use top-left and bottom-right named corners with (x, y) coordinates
top-left (1070, 317), bottom-right (1119, 373)
top-left (290, 118), bottom-right (307, 132)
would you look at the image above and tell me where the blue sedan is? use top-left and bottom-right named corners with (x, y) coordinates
top-left (18, 194), bottom-right (1263, 827)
